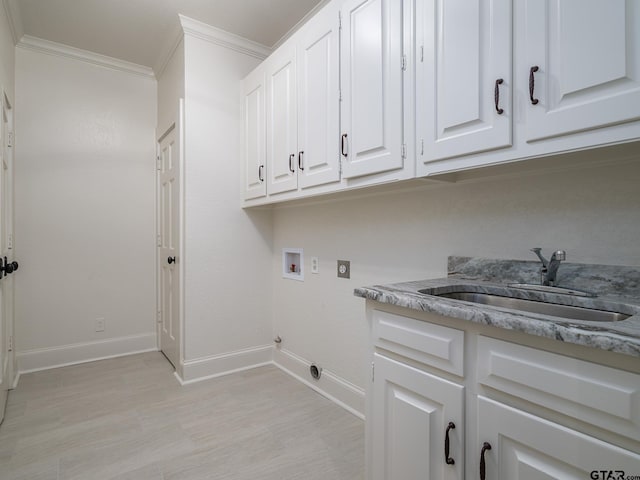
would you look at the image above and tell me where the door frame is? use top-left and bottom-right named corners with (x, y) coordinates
top-left (156, 99), bottom-right (185, 379)
top-left (0, 88), bottom-right (16, 423)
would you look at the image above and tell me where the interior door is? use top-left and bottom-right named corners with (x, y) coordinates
top-left (157, 119), bottom-right (181, 370)
top-left (0, 92), bottom-right (14, 423)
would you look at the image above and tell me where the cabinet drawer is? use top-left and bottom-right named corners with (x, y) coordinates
top-left (372, 310), bottom-right (464, 376)
top-left (477, 336), bottom-right (640, 441)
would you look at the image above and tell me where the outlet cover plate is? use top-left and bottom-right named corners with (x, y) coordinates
top-left (337, 260), bottom-right (350, 279)
top-left (95, 317), bottom-right (105, 332)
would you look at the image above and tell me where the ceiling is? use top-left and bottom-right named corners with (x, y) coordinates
top-left (5, 0), bottom-right (325, 70)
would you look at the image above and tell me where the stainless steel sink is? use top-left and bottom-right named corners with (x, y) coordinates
top-left (434, 291), bottom-right (630, 322)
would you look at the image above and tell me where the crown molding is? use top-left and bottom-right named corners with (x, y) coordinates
top-left (153, 19), bottom-right (184, 78)
top-left (2, 0), bottom-right (24, 44)
top-left (272, 0), bottom-right (331, 50)
top-left (17, 35), bottom-right (155, 78)
top-left (178, 15), bottom-right (271, 60)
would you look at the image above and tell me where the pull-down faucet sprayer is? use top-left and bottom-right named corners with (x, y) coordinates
top-left (530, 248), bottom-right (566, 286)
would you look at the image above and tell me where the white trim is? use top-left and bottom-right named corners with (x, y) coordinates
top-left (179, 15), bottom-right (271, 60)
top-left (273, 348), bottom-right (365, 419)
top-left (178, 345), bottom-right (273, 383)
top-left (16, 35), bottom-right (155, 78)
top-left (2, 0), bottom-right (24, 45)
top-left (11, 371), bottom-right (19, 389)
top-left (0, 390), bottom-right (5, 422)
top-left (272, 0), bottom-right (332, 50)
top-left (177, 99), bottom-right (186, 380)
top-left (153, 20), bottom-right (184, 78)
top-left (16, 333), bottom-right (158, 374)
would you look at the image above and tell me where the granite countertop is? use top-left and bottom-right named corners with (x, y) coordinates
top-left (354, 257), bottom-right (640, 357)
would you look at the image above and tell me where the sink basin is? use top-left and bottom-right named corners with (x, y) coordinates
top-left (417, 287), bottom-right (632, 322)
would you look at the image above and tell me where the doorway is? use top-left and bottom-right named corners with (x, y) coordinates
top-left (157, 110), bottom-right (183, 372)
top-left (0, 91), bottom-right (15, 423)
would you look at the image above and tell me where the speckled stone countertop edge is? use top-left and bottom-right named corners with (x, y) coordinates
top-left (354, 277), bottom-right (640, 358)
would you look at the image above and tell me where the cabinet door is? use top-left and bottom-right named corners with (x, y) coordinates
top-left (297, 1), bottom-right (341, 189)
top-left (523, 0), bottom-right (640, 142)
top-left (416, 0), bottom-right (512, 170)
top-left (340, 0), bottom-right (404, 179)
top-left (370, 353), bottom-right (464, 480)
top-left (477, 396), bottom-right (640, 480)
top-left (242, 67), bottom-right (267, 200)
top-left (266, 44), bottom-right (298, 195)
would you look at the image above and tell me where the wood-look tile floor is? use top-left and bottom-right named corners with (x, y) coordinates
top-left (0, 352), bottom-right (364, 480)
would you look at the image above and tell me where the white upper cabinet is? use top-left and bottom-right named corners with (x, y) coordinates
top-left (243, 0), bottom-right (640, 204)
top-left (297, 1), bottom-right (341, 189)
top-left (340, 0), bottom-right (405, 179)
top-left (523, 0), bottom-right (640, 142)
top-left (242, 67), bottom-right (267, 200)
top-left (416, 0), bottom-right (512, 172)
top-left (266, 43), bottom-right (298, 195)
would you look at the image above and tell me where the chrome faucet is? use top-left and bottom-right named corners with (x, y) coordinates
top-left (530, 248), bottom-right (566, 286)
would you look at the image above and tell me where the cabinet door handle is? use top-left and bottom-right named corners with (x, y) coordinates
top-left (341, 133), bottom-right (348, 157)
top-left (529, 66), bottom-right (539, 105)
top-left (289, 153), bottom-right (295, 173)
top-left (444, 422), bottom-right (456, 465)
top-left (298, 151), bottom-right (304, 171)
top-left (480, 442), bottom-right (492, 480)
top-left (258, 165), bottom-right (264, 182)
top-left (494, 79), bottom-right (504, 114)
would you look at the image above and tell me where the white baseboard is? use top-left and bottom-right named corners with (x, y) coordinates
top-left (273, 347), bottom-right (365, 419)
top-left (16, 333), bottom-right (158, 374)
top-left (178, 344), bottom-right (273, 384)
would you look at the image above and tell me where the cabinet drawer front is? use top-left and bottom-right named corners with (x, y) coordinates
top-left (373, 310), bottom-right (464, 376)
top-left (477, 336), bottom-right (640, 441)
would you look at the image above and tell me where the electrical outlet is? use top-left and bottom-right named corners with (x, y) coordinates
top-left (311, 257), bottom-right (319, 274)
top-left (95, 317), bottom-right (105, 332)
top-left (337, 260), bottom-right (350, 279)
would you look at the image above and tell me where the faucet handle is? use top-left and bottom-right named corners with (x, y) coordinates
top-left (530, 247), bottom-right (547, 266)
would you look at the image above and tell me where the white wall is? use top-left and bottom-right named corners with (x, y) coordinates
top-left (157, 38), bottom-right (184, 136)
top-left (0, 5), bottom-right (14, 99)
top-left (271, 158), bottom-right (640, 393)
top-left (181, 34), bottom-right (273, 376)
top-left (14, 47), bottom-right (157, 371)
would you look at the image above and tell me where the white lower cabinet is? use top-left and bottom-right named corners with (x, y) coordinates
top-left (370, 353), bottom-right (464, 480)
top-left (367, 308), bottom-right (640, 480)
top-left (477, 397), bottom-right (639, 480)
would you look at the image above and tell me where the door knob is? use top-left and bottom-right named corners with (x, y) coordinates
top-left (0, 257), bottom-right (18, 277)
top-left (167, 256), bottom-right (176, 264)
